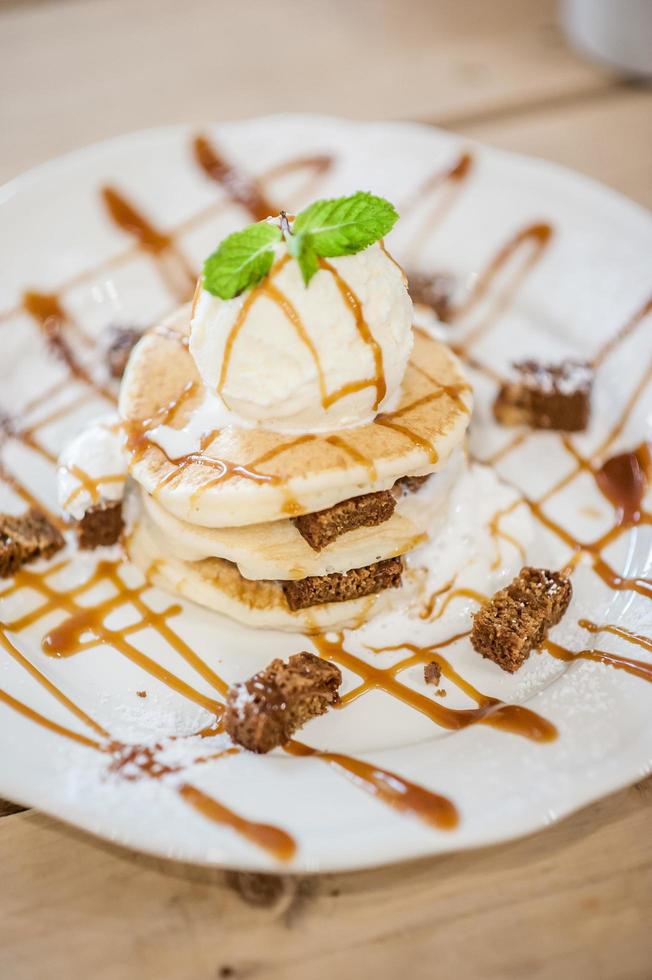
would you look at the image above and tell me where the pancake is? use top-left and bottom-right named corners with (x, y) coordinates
top-left (119, 305), bottom-right (472, 528)
top-left (127, 510), bottom-right (401, 632)
top-left (139, 449), bottom-right (464, 580)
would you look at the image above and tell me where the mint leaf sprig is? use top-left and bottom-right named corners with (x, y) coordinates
top-left (202, 191), bottom-right (399, 299)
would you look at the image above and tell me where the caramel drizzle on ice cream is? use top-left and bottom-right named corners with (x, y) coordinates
top-left (319, 258), bottom-right (387, 409)
top-left (217, 252), bottom-right (394, 417)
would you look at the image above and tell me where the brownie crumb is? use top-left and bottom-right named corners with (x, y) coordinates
top-left (77, 501), bottom-right (123, 549)
top-left (0, 508), bottom-right (64, 577)
top-left (408, 271), bottom-right (456, 322)
top-left (106, 326), bottom-right (143, 379)
top-left (282, 557), bottom-right (403, 611)
top-left (224, 652), bottom-right (342, 753)
top-left (293, 490), bottom-right (396, 552)
top-left (395, 474), bottom-right (430, 495)
top-left (424, 661), bottom-right (441, 686)
top-left (471, 567), bottom-right (572, 673)
top-left (494, 360), bottom-right (592, 432)
top-left (136, 691), bottom-right (147, 699)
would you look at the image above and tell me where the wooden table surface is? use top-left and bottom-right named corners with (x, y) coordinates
top-left (1, 1), bottom-right (651, 977)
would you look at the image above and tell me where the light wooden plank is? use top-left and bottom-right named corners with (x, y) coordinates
top-left (457, 87), bottom-right (652, 208)
top-left (0, 778), bottom-right (650, 980)
top-left (0, 0), bottom-right (610, 184)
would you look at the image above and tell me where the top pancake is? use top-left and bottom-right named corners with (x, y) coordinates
top-left (119, 305), bottom-right (472, 527)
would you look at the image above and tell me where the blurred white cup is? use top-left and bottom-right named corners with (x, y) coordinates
top-left (561, 0), bottom-right (652, 77)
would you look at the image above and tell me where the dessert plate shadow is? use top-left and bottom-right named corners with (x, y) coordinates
top-left (0, 115), bottom-right (650, 872)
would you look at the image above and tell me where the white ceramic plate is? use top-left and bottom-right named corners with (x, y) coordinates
top-left (0, 116), bottom-right (651, 872)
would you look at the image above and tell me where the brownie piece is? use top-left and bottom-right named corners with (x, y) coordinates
top-left (395, 474), bottom-right (430, 495)
top-left (494, 360), bottom-right (592, 432)
top-left (471, 567), bottom-right (572, 673)
top-left (76, 501), bottom-right (123, 549)
top-left (407, 271), bottom-right (456, 322)
top-left (0, 508), bottom-right (64, 577)
top-left (293, 490), bottom-right (396, 552)
top-left (424, 661), bottom-right (441, 686)
top-left (224, 652), bottom-right (342, 753)
top-left (106, 326), bottom-right (143, 379)
top-left (282, 557), bottom-right (403, 611)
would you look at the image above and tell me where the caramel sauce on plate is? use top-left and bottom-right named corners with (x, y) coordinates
top-left (313, 632), bottom-right (558, 743)
top-left (287, 739), bottom-right (459, 830)
top-left (0, 133), bottom-right (650, 862)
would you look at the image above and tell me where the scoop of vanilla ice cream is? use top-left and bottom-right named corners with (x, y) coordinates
top-left (189, 240), bottom-right (413, 432)
top-left (57, 416), bottom-right (127, 520)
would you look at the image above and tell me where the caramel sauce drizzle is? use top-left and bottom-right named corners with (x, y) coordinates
top-left (3, 560), bottom-right (226, 711)
top-left (319, 258), bottom-right (387, 409)
top-left (378, 239), bottom-right (407, 283)
top-left (451, 223), bottom-right (553, 343)
top-left (0, 135), bottom-right (650, 859)
top-left (591, 295), bottom-right (652, 369)
top-left (286, 739), bottom-right (459, 830)
top-left (404, 152), bottom-right (474, 261)
top-left (0, 460), bottom-right (64, 530)
top-left (0, 616), bottom-right (108, 737)
top-left (324, 434), bottom-right (378, 482)
top-left (101, 187), bottom-right (196, 303)
top-left (151, 427), bottom-right (273, 502)
top-left (595, 442), bottom-right (651, 528)
top-left (418, 576), bottom-right (458, 621)
top-left (218, 252), bottom-right (394, 421)
top-left (545, 640), bottom-right (652, 684)
top-left (193, 135), bottom-right (275, 222)
top-left (0, 685), bottom-right (102, 751)
top-left (579, 619), bottom-right (652, 655)
top-left (312, 632), bottom-right (557, 743)
top-left (124, 381), bottom-right (274, 504)
top-left (260, 278), bottom-right (329, 405)
top-left (123, 380), bottom-right (199, 462)
top-left (178, 783), bottom-right (296, 860)
top-left (22, 291), bottom-right (117, 405)
top-left (491, 435), bottom-right (652, 600)
top-left (1, 561), bottom-right (295, 860)
top-left (373, 415), bottom-right (439, 464)
top-left (61, 463), bottom-right (124, 511)
top-left (217, 253), bottom-right (328, 412)
top-left (419, 586), bottom-right (486, 623)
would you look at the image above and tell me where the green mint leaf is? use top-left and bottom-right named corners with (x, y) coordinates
top-left (292, 191), bottom-right (399, 258)
top-left (286, 230), bottom-right (319, 286)
top-left (202, 222), bottom-right (282, 300)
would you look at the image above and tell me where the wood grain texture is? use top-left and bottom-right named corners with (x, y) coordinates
top-left (0, 779), bottom-right (650, 980)
top-left (458, 86), bottom-right (652, 208)
top-left (0, 0), bottom-right (610, 183)
top-left (2, 1), bottom-right (652, 977)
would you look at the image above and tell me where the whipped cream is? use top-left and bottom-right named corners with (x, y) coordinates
top-left (189, 238), bottom-right (413, 433)
top-left (57, 415), bottom-right (127, 520)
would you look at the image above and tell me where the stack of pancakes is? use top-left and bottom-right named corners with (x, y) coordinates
top-left (121, 307), bottom-right (472, 632)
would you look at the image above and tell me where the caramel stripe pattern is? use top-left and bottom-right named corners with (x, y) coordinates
top-left (0, 134), bottom-right (650, 862)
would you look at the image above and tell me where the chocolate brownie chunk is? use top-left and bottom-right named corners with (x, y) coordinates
top-left (408, 271), bottom-right (456, 322)
top-left (494, 360), bottom-right (592, 432)
top-left (293, 490), bottom-right (396, 552)
top-left (424, 661), bottom-right (441, 686)
top-left (106, 327), bottom-right (143, 379)
top-left (471, 567), bottom-right (572, 673)
top-left (395, 474), bottom-right (430, 495)
top-left (224, 652), bottom-right (342, 753)
top-left (76, 501), bottom-right (123, 549)
top-left (282, 557), bottom-right (403, 611)
top-left (0, 508), bottom-right (64, 577)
